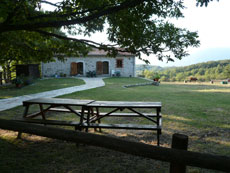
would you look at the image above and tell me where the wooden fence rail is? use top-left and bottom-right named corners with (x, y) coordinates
top-left (0, 119), bottom-right (229, 172)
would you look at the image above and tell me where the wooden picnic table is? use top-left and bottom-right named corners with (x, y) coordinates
top-left (18, 98), bottom-right (162, 146)
top-left (85, 101), bottom-right (162, 146)
top-left (22, 98), bottom-right (94, 123)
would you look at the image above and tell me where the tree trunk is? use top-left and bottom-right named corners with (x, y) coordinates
top-left (2, 65), bottom-right (8, 83)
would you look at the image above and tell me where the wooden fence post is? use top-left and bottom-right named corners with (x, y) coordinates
top-left (170, 133), bottom-right (188, 173)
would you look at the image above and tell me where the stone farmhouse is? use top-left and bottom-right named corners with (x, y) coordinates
top-left (41, 49), bottom-right (135, 77)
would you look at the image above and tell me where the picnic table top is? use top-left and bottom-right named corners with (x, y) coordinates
top-left (87, 101), bottom-right (162, 108)
top-left (23, 98), bottom-right (162, 108)
top-left (23, 98), bottom-right (94, 106)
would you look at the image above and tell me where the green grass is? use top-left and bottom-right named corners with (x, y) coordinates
top-left (0, 78), bottom-right (85, 99)
top-left (0, 77), bottom-right (230, 173)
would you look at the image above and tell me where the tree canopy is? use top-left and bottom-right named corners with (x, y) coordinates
top-left (0, 0), bottom-right (218, 64)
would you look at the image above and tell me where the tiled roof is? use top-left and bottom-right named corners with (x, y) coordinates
top-left (88, 48), bottom-right (134, 56)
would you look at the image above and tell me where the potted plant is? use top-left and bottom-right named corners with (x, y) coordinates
top-left (153, 74), bottom-right (160, 81)
top-left (12, 77), bottom-right (23, 88)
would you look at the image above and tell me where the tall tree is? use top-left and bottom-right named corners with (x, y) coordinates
top-left (0, 0), bottom-right (218, 64)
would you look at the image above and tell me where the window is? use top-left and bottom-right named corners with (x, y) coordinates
top-left (116, 59), bottom-right (123, 68)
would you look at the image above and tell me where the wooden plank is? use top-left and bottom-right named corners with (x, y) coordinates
top-left (88, 101), bottom-right (162, 108)
top-left (170, 134), bottom-right (189, 173)
top-left (15, 118), bottom-right (80, 126)
top-left (127, 107), bottom-right (157, 124)
top-left (49, 108), bottom-right (161, 117)
top-left (99, 112), bottom-right (161, 117)
top-left (25, 105), bottom-right (53, 118)
top-left (23, 98), bottom-right (94, 106)
top-left (1, 119), bottom-right (230, 172)
top-left (82, 123), bottom-right (161, 130)
top-left (48, 108), bottom-right (72, 112)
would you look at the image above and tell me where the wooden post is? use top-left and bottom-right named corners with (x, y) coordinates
top-left (170, 133), bottom-right (188, 173)
top-left (1, 119), bottom-right (230, 172)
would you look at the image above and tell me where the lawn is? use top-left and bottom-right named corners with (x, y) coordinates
top-left (0, 77), bottom-right (85, 99)
top-left (0, 77), bottom-right (230, 173)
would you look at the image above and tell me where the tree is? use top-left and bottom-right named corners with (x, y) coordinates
top-left (0, 0), bottom-right (219, 67)
top-left (223, 65), bottom-right (230, 79)
top-left (0, 27), bottom-right (92, 82)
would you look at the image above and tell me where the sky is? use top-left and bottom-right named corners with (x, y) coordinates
top-left (44, 0), bottom-right (230, 67)
top-left (137, 0), bottom-right (230, 66)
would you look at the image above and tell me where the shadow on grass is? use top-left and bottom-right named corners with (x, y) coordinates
top-left (0, 129), bottom-right (169, 173)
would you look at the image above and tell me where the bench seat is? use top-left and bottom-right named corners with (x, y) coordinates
top-left (14, 118), bottom-right (161, 131)
top-left (81, 123), bottom-right (161, 130)
top-left (49, 108), bottom-right (161, 117)
top-left (14, 118), bottom-right (80, 126)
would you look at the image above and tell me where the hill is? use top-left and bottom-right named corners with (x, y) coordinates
top-left (137, 59), bottom-right (230, 81)
top-left (136, 64), bottom-right (164, 72)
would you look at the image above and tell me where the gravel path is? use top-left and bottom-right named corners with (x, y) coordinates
top-left (0, 77), bottom-right (105, 111)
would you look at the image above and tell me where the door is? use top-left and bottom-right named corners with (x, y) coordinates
top-left (103, 61), bottom-right (109, 74)
top-left (96, 61), bottom-right (103, 75)
top-left (77, 62), bottom-right (83, 75)
top-left (70, 62), bottom-right (77, 76)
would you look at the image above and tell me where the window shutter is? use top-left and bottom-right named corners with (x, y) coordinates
top-left (70, 62), bottom-right (77, 75)
top-left (96, 61), bottom-right (103, 75)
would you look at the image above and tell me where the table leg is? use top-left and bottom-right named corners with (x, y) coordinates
top-left (156, 107), bottom-right (161, 146)
top-left (96, 107), bottom-right (102, 132)
top-left (39, 104), bottom-right (46, 120)
top-left (79, 106), bottom-right (86, 131)
top-left (17, 105), bottom-right (30, 139)
top-left (157, 130), bottom-right (160, 146)
top-left (23, 105), bottom-right (30, 118)
top-left (85, 107), bottom-right (91, 132)
top-left (91, 108), bottom-right (97, 132)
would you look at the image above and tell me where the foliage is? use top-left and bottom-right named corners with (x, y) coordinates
top-left (86, 71), bottom-right (96, 77)
top-left (11, 76), bottom-right (34, 87)
top-left (138, 59), bottom-right (230, 82)
top-left (153, 73), bottom-right (160, 79)
top-left (21, 76), bottom-right (34, 86)
top-left (11, 77), bottom-right (23, 85)
top-left (0, 0), bottom-right (213, 64)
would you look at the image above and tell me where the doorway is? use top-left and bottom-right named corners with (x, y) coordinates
top-left (70, 62), bottom-right (83, 75)
top-left (96, 61), bottom-right (109, 75)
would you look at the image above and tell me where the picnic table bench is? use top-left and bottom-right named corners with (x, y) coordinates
top-left (16, 98), bottom-right (162, 146)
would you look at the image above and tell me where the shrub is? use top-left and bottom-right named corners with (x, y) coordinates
top-left (86, 71), bottom-right (96, 77)
top-left (22, 76), bottom-right (34, 85)
top-left (12, 77), bottom-right (23, 85)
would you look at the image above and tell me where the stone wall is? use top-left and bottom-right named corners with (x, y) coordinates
top-left (41, 56), bottom-right (135, 77)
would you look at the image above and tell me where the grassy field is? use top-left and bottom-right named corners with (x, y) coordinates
top-left (0, 77), bottom-right (230, 173)
top-left (0, 77), bottom-right (85, 99)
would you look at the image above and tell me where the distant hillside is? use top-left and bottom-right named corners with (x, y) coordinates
top-left (136, 64), bottom-right (164, 72)
top-left (137, 59), bottom-right (230, 81)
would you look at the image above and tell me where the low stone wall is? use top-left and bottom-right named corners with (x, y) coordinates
top-left (123, 81), bottom-right (159, 88)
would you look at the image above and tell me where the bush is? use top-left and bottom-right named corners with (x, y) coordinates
top-left (137, 74), bottom-right (145, 78)
top-left (86, 71), bottom-right (96, 77)
top-left (22, 76), bottom-right (34, 85)
top-left (12, 77), bottom-right (23, 85)
top-left (12, 76), bottom-right (34, 87)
